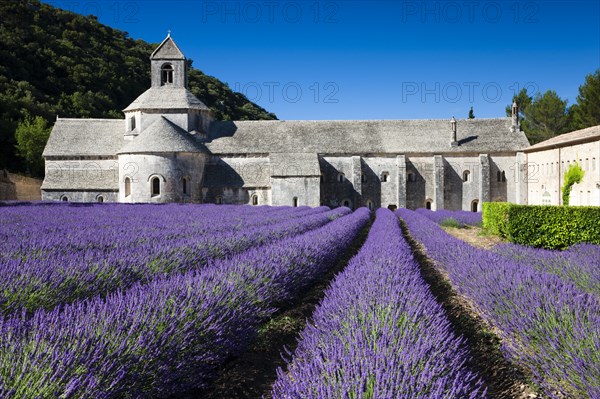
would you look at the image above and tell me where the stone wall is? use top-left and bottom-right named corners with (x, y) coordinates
top-left (118, 153), bottom-right (206, 203)
top-left (526, 140), bottom-right (600, 206)
top-left (271, 177), bottom-right (320, 207)
top-left (0, 170), bottom-right (17, 200)
top-left (0, 171), bottom-right (42, 201)
top-left (43, 190), bottom-right (118, 202)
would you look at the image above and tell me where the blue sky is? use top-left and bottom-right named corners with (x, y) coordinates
top-left (45, 0), bottom-right (599, 120)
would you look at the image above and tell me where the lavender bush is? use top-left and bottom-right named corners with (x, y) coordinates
top-left (398, 208), bottom-right (600, 399)
top-left (0, 207), bottom-right (369, 398)
top-left (272, 208), bottom-right (485, 399)
top-left (0, 204), bottom-right (345, 315)
top-left (495, 242), bottom-right (600, 297)
top-left (416, 208), bottom-right (482, 227)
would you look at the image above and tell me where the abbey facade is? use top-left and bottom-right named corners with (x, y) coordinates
top-left (42, 35), bottom-right (532, 211)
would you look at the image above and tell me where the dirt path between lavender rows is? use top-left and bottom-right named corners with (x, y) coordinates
top-left (441, 225), bottom-right (505, 249)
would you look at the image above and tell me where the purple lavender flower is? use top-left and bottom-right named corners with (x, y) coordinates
top-left (272, 208), bottom-right (486, 398)
top-left (398, 208), bottom-right (600, 399)
top-left (0, 206), bottom-right (369, 397)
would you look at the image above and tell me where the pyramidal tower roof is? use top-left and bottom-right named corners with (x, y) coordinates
top-left (150, 33), bottom-right (185, 60)
top-left (119, 116), bottom-right (208, 154)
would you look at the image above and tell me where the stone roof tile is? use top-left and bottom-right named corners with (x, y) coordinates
top-left (207, 118), bottom-right (530, 155)
top-left (150, 35), bottom-right (185, 60)
top-left (525, 125), bottom-right (600, 152)
top-left (118, 116), bottom-right (209, 154)
top-left (43, 119), bottom-right (123, 157)
top-left (123, 86), bottom-right (209, 112)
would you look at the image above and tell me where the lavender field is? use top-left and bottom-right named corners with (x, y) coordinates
top-left (0, 202), bottom-right (598, 398)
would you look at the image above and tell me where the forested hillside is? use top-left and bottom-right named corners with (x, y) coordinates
top-left (0, 1), bottom-right (276, 175)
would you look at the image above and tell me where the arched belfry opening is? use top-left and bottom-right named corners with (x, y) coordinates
top-left (161, 64), bottom-right (174, 85)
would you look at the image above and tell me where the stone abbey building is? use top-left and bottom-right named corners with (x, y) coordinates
top-left (42, 35), bottom-right (532, 211)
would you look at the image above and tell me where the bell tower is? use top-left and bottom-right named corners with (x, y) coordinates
top-left (150, 32), bottom-right (187, 88)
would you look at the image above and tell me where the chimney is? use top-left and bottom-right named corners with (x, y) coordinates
top-left (511, 101), bottom-right (519, 132)
top-left (450, 116), bottom-right (458, 147)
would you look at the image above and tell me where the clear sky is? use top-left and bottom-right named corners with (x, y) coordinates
top-left (44, 0), bottom-right (600, 120)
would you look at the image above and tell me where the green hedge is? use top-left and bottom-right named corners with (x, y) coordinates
top-left (482, 202), bottom-right (511, 236)
top-left (483, 203), bottom-right (600, 249)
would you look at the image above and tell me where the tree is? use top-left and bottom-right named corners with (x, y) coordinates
top-left (14, 114), bottom-right (51, 177)
top-left (468, 106), bottom-right (475, 119)
top-left (506, 88), bottom-right (532, 121)
top-left (526, 90), bottom-right (571, 143)
top-left (506, 89), bottom-right (570, 144)
top-left (571, 69), bottom-right (600, 129)
top-left (561, 161), bottom-right (584, 206)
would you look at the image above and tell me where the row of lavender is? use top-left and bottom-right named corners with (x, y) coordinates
top-left (495, 242), bottom-right (600, 297)
top-left (0, 207), bottom-right (370, 398)
top-left (416, 207), bottom-right (600, 297)
top-left (272, 209), bottom-right (486, 398)
top-left (0, 204), bottom-right (345, 315)
top-left (416, 208), bottom-right (482, 227)
top-left (398, 209), bottom-right (600, 398)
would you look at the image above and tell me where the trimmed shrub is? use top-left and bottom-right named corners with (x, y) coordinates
top-left (482, 202), bottom-right (511, 236)
top-left (483, 202), bottom-right (600, 249)
top-left (506, 205), bottom-right (600, 249)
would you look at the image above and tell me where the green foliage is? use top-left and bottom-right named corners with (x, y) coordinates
top-left (187, 69), bottom-right (276, 121)
top-left (482, 202), bottom-right (511, 236)
top-left (506, 89), bottom-right (571, 144)
top-left (571, 69), bottom-right (600, 129)
top-left (14, 114), bottom-right (50, 176)
top-left (440, 218), bottom-right (462, 228)
top-left (483, 202), bottom-right (600, 249)
top-left (561, 162), bottom-right (584, 206)
top-left (468, 106), bottom-right (475, 119)
top-left (505, 88), bottom-right (532, 124)
top-left (0, 0), bottom-right (276, 174)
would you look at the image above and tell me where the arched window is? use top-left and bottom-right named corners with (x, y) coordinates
top-left (151, 177), bottom-right (160, 197)
top-left (366, 200), bottom-right (374, 211)
top-left (380, 172), bottom-right (389, 182)
top-left (61, 195), bottom-right (68, 202)
top-left (361, 174), bottom-right (367, 183)
top-left (161, 64), bottom-right (174, 85)
top-left (425, 200), bottom-right (432, 210)
top-left (471, 200), bottom-right (479, 212)
top-left (216, 196), bottom-right (223, 205)
top-left (97, 195), bottom-right (104, 203)
top-left (338, 173), bottom-right (345, 183)
top-left (342, 200), bottom-right (351, 208)
top-left (501, 171), bottom-right (506, 182)
top-left (463, 170), bottom-right (471, 182)
top-left (293, 197), bottom-right (298, 207)
top-left (251, 194), bottom-right (259, 206)
top-left (497, 171), bottom-right (502, 182)
top-left (182, 177), bottom-right (189, 195)
top-left (124, 177), bottom-right (131, 197)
